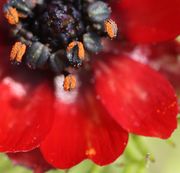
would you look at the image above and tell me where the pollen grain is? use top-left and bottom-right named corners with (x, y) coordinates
top-left (63, 75), bottom-right (76, 91)
top-left (104, 19), bottom-right (118, 39)
top-left (67, 41), bottom-right (85, 60)
top-left (4, 7), bottom-right (19, 25)
top-left (85, 148), bottom-right (96, 158)
top-left (10, 42), bottom-right (27, 63)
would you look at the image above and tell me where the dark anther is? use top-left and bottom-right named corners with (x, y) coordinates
top-left (87, 1), bottom-right (111, 23)
top-left (25, 42), bottom-right (50, 69)
top-left (4, 0), bottom-right (36, 17)
top-left (83, 32), bottom-right (102, 53)
top-left (12, 24), bottom-right (36, 42)
top-left (49, 51), bottom-right (67, 74)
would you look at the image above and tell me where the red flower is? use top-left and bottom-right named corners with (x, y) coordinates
top-left (0, 0), bottom-right (179, 170)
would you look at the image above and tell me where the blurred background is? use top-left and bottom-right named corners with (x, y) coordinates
top-left (0, 120), bottom-right (179, 173)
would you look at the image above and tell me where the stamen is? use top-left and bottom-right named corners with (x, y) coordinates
top-left (10, 42), bottom-right (27, 63)
top-left (104, 19), bottom-right (118, 39)
top-left (17, 12), bottom-right (28, 18)
top-left (4, 7), bottom-right (19, 25)
top-left (49, 50), bottom-right (65, 74)
top-left (83, 33), bottom-right (102, 53)
top-left (63, 75), bottom-right (76, 91)
top-left (25, 42), bottom-right (50, 69)
top-left (67, 41), bottom-right (85, 60)
top-left (87, 1), bottom-right (111, 23)
top-left (4, 0), bottom-right (119, 84)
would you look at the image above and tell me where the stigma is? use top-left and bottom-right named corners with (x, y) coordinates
top-left (3, 0), bottom-right (118, 91)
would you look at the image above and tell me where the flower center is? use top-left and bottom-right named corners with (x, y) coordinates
top-left (31, 1), bottom-right (85, 50)
top-left (4, 0), bottom-right (118, 91)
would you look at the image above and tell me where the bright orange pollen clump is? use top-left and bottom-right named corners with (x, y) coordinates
top-left (4, 7), bottom-right (19, 25)
top-left (63, 75), bottom-right (77, 91)
top-left (104, 19), bottom-right (118, 39)
top-left (67, 41), bottom-right (85, 60)
top-left (10, 42), bottom-right (27, 62)
top-left (85, 148), bottom-right (96, 158)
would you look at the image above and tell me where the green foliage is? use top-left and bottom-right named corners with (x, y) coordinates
top-left (0, 154), bottom-right (31, 173)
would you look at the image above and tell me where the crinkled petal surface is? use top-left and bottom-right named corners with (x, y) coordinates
top-left (0, 45), bottom-right (54, 152)
top-left (110, 0), bottom-right (180, 43)
top-left (93, 54), bottom-right (178, 138)
top-left (8, 148), bottom-right (52, 173)
top-left (40, 75), bottom-right (128, 169)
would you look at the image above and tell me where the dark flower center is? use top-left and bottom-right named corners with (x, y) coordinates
top-left (29, 0), bottom-right (85, 50)
top-left (4, 0), bottom-right (118, 90)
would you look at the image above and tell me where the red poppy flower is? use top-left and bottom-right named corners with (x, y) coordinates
top-left (0, 0), bottom-right (179, 171)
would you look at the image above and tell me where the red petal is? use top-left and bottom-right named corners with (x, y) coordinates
top-left (8, 149), bottom-right (53, 173)
top-left (93, 55), bottom-right (178, 138)
top-left (146, 41), bottom-right (180, 92)
top-left (126, 41), bottom-right (180, 104)
top-left (135, 41), bottom-right (180, 111)
top-left (110, 0), bottom-right (180, 43)
top-left (40, 75), bottom-right (128, 169)
top-left (0, 46), bottom-right (54, 152)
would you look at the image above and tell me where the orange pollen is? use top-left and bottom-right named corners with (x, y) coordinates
top-left (67, 41), bottom-right (85, 60)
top-left (63, 75), bottom-right (76, 91)
top-left (10, 42), bottom-right (27, 62)
top-left (104, 19), bottom-right (118, 39)
top-left (4, 7), bottom-right (19, 25)
top-left (85, 148), bottom-right (96, 158)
